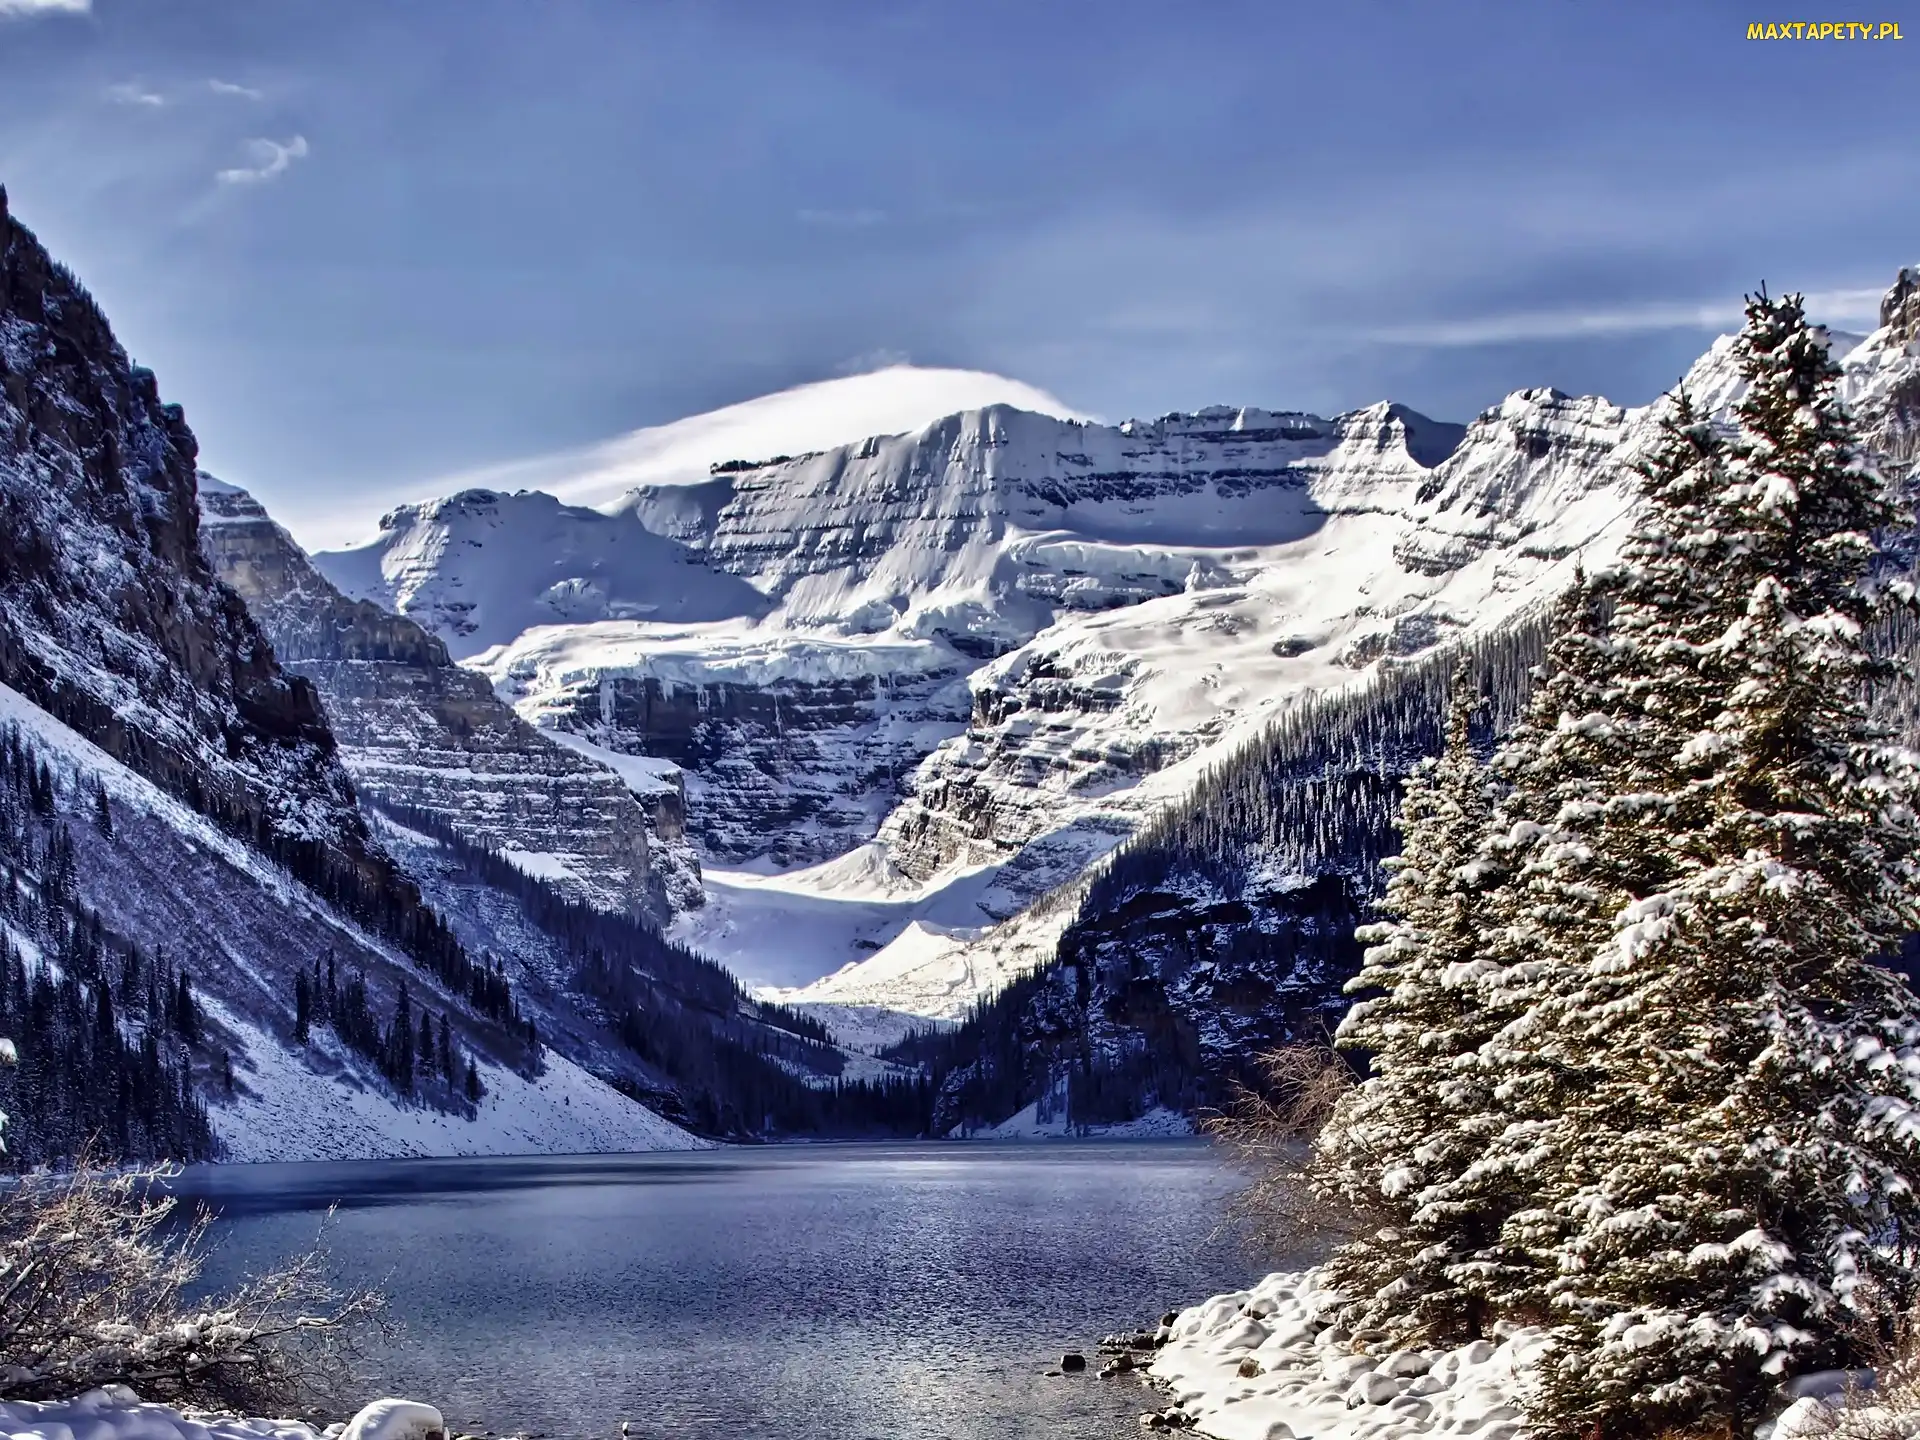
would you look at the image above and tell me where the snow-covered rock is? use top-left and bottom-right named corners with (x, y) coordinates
top-left (199, 477), bottom-right (701, 916)
top-left (1148, 1270), bottom-right (1545, 1440)
top-left (0, 1390), bottom-right (445, 1440)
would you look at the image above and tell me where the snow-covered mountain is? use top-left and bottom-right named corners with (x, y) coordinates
top-left (296, 365), bottom-right (1090, 552)
top-left (1, 187), bottom-right (934, 1162)
top-left (414, 364), bottom-right (1089, 513)
top-left (308, 384), bottom-right (1624, 997)
top-left (308, 273), bottom-right (1918, 1054)
top-left (197, 476), bottom-right (702, 916)
top-left (0, 184), bottom-right (711, 1160)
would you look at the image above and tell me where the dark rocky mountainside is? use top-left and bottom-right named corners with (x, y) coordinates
top-left (0, 185), bottom-right (442, 948)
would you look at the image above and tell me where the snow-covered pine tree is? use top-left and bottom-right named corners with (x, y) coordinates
top-left (1441, 405), bottom-right (1742, 1328)
top-left (1316, 670), bottom-right (1510, 1339)
top-left (1525, 291), bottom-right (1920, 1440)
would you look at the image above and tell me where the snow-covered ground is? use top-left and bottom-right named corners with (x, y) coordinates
top-left (205, 997), bottom-right (702, 1163)
top-left (1147, 1270), bottom-right (1545, 1440)
top-left (0, 1390), bottom-right (445, 1440)
top-left (1144, 1269), bottom-right (1895, 1440)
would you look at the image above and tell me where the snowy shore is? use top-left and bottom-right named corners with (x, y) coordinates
top-left (1141, 1270), bottom-right (1913, 1440)
top-left (1143, 1270), bottom-right (1541, 1439)
top-left (0, 1392), bottom-right (447, 1440)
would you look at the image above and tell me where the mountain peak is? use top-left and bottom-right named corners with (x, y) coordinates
top-left (308, 366), bottom-right (1094, 550)
top-left (1883, 265), bottom-right (1920, 346)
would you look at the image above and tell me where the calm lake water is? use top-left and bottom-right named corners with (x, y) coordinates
top-left (173, 1141), bottom-right (1266, 1440)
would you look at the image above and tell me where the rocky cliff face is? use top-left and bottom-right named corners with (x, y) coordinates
top-left (0, 184), bottom-right (392, 885)
top-left (0, 186), bottom-right (716, 1158)
top-left (197, 478), bottom-right (701, 914)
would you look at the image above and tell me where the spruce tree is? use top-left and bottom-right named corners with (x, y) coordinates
top-left (1316, 671), bottom-right (1506, 1339)
top-left (293, 971), bottom-right (311, 1045)
top-left (173, 971), bottom-right (198, 1046)
top-left (1518, 292), bottom-right (1920, 1440)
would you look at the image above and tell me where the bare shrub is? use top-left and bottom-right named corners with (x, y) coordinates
top-left (0, 1156), bottom-right (385, 1415)
top-left (1760, 1284), bottom-right (1920, 1440)
top-left (1203, 1041), bottom-right (1364, 1260)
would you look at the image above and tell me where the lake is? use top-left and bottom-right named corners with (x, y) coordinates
top-left (175, 1141), bottom-right (1268, 1440)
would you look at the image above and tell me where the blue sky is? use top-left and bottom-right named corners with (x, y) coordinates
top-left (2, 0), bottom-right (1916, 543)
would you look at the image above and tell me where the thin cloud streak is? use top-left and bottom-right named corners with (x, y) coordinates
top-left (106, 82), bottom-right (166, 107)
top-left (208, 78), bottom-right (264, 100)
top-left (216, 134), bottom-right (309, 185)
top-left (1368, 287), bottom-right (1889, 347)
top-left (0, 0), bottom-right (87, 15)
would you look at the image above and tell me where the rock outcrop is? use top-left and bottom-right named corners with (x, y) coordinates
top-left (0, 183), bottom-right (400, 903)
top-left (197, 478), bottom-right (700, 914)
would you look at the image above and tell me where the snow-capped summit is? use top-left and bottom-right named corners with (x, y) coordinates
top-left (317, 365), bottom-right (1093, 546)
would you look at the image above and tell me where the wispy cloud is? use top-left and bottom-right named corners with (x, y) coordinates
top-left (833, 347), bottom-right (912, 375)
top-left (106, 82), bottom-right (166, 108)
top-left (796, 207), bottom-right (887, 228)
top-left (0, 0), bottom-right (88, 16)
top-left (1366, 286), bottom-right (1889, 348)
top-left (208, 78), bottom-right (264, 100)
top-left (217, 134), bottom-right (309, 185)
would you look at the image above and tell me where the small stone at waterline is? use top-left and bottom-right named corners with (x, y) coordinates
top-left (1161, 1311), bottom-right (1179, 1327)
top-left (1060, 1352), bottom-right (1088, 1372)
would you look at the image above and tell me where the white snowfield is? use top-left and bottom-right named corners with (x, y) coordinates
top-left (1149, 1270), bottom-right (1549, 1440)
top-left (0, 1390), bottom-right (443, 1440)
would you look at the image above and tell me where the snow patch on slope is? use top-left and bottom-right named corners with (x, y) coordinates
top-left (209, 998), bottom-right (702, 1162)
top-left (0, 681), bottom-right (699, 1161)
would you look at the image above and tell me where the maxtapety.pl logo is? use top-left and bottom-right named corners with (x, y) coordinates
top-left (1746, 20), bottom-right (1903, 38)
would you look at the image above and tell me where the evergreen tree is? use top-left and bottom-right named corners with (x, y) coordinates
top-left (293, 970), bottom-right (311, 1044)
top-left (1315, 671), bottom-right (1507, 1338)
top-left (393, 981), bottom-right (414, 1093)
top-left (464, 1055), bottom-right (480, 1104)
top-left (92, 780), bottom-right (111, 838)
top-left (173, 970), bottom-right (198, 1046)
top-left (1506, 291), bottom-right (1920, 1440)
